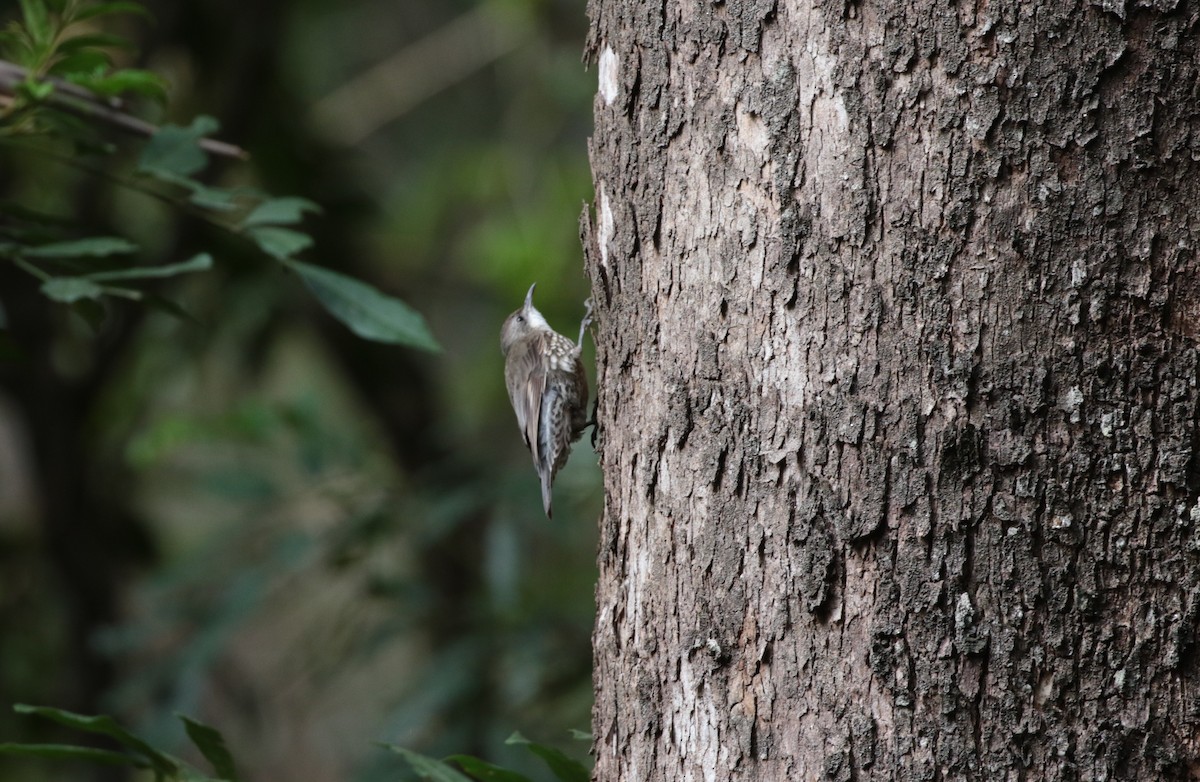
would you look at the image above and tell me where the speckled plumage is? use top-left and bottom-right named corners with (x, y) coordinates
top-left (501, 284), bottom-right (590, 517)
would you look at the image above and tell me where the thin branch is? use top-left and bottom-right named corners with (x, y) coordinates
top-left (0, 59), bottom-right (249, 160)
top-left (0, 60), bottom-right (124, 107)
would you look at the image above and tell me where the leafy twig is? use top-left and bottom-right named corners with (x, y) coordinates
top-left (0, 58), bottom-right (247, 159)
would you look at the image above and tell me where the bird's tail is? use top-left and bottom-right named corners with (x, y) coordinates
top-left (540, 469), bottom-right (554, 519)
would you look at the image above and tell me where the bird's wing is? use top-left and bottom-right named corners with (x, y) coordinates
top-left (505, 335), bottom-right (547, 464)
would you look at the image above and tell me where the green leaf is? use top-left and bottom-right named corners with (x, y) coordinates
top-left (188, 184), bottom-right (241, 212)
top-left (18, 77), bottom-right (54, 101)
top-left (12, 705), bottom-right (179, 776)
top-left (138, 116), bottom-right (219, 179)
top-left (19, 0), bottom-right (51, 48)
top-left (56, 33), bottom-right (135, 53)
top-left (0, 742), bottom-right (148, 767)
top-left (505, 733), bottom-right (589, 782)
top-left (0, 22), bottom-right (37, 67)
top-left (380, 745), bottom-right (473, 782)
top-left (241, 197), bottom-right (321, 228)
top-left (84, 253), bottom-right (212, 282)
top-left (41, 277), bottom-right (105, 302)
top-left (48, 49), bottom-right (113, 77)
top-left (248, 226), bottom-right (312, 260)
top-left (24, 236), bottom-right (138, 258)
top-left (567, 730), bottom-right (593, 742)
top-left (68, 68), bottom-right (168, 101)
top-left (42, 278), bottom-right (141, 303)
top-left (0, 29), bottom-right (27, 62)
top-left (284, 259), bottom-right (439, 350)
top-left (178, 714), bottom-right (239, 782)
top-left (444, 754), bottom-right (535, 782)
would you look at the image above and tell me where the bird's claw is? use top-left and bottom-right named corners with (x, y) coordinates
top-left (588, 397), bottom-right (599, 450)
top-left (577, 297), bottom-right (595, 346)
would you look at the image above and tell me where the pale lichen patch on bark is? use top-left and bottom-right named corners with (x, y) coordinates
top-left (598, 184), bottom-right (614, 270)
top-left (598, 44), bottom-right (620, 106)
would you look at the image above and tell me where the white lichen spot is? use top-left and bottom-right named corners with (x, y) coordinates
top-left (1191, 503), bottom-right (1200, 524)
top-left (598, 185), bottom-right (613, 269)
top-left (1100, 412), bottom-right (1114, 437)
top-left (598, 45), bottom-right (619, 106)
top-left (954, 593), bottom-right (974, 630)
top-left (1062, 386), bottom-right (1084, 423)
top-left (1114, 668), bottom-right (1126, 689)
top-left (1071, 258), bottom-right (1087, 287)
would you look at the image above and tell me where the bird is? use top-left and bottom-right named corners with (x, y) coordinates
top-left (500, 283), bottom-right (591, 517)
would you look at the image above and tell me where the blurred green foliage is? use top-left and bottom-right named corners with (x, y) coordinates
top-left (0, 0), bottom-right (599, 780)
top-left (0, 0), bottom-right (439, 349)
top-left (2, 703), bottom-right (592, 782)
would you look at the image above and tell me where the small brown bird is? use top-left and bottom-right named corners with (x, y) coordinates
top-left (501, 283), bottom-right (591, 517)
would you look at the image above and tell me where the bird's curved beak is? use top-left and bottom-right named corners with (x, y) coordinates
top-left (524, 283), bottom-right (537, 310)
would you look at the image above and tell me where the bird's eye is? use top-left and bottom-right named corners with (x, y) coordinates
top-left (516, 315), bottom-right (525, 323)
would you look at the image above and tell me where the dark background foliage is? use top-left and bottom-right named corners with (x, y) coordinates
top-left (0, 1), bottom-right (599, 780)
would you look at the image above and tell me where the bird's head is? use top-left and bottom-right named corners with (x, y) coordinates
top-left (500, 283), bottom-right (551, 355)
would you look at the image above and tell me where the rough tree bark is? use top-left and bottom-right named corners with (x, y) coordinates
top-left (582, 1), bottom-right (1200, 779)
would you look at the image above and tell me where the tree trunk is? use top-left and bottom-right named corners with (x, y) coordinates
top-left (583, 1), bottom-right (1200, 779)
